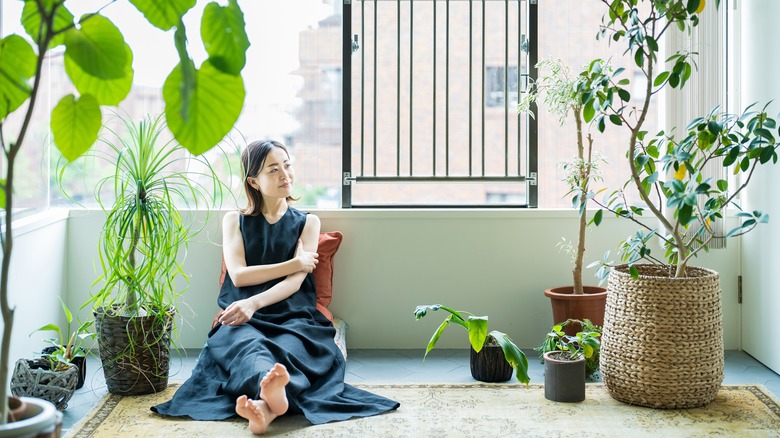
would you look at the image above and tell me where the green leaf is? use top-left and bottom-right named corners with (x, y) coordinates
top-left (22, 0), bottom-right (75, 48)
top-left (64, 14), bottom-right (128, 80)
top-left (583, 103), bottom-right (596, 123)
top-left (65, 43), bottom-right (134, 106)
top-left (163, 60), bottom-right (246, 155)
top-left (0, 35), bottom-right (37, 120)
top-left (201, 0), bottom-right (249, 75)
top-left (129, 0), bottom-right (196, 31)
top-left (490, 330), bottom-right (529, 385)
top-left (424, 319), bottom-right (450, 360)
top-left (467, 316), bottom-right (489, 353)
top-left (716, 179), bottom-right (728, 191)
top-left (654, 71), bottom-right (670, 87)
top-left (51, 94), bottom-right (101, 161)
top-left (629, 265), bottom-right (639, 278)
top-left (617, 88), bottom-right (631, 102)
top-left (592, 209), bottom-right (603, 226)
top-left (609, 114), bottom-right (623, 126)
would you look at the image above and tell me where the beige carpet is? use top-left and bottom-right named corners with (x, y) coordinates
top-left (65, 383), bottom-right (780, 437)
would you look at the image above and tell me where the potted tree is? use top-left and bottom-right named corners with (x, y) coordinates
top-left (413, 304), bottom-right (529, 384)
top-left (518, 59), bottom-right (608, 334)
top-left (580, 0), bottom-right (779, 408)
top-left (537, 321), bottom-right (601, 403)
top-left (0, 0), bottom-right (249, 430)
top-left (59, 113), bottom-right (233, 395)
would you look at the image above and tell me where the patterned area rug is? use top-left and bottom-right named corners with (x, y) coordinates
top-left (65, 383), bottom-right (780, 437)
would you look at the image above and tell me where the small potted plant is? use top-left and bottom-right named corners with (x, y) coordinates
top-left (535, 319), bottom-right (602, 379)
top-left (413, 304), bottom-right (529, 384)
top-left (536, 320), bottom-right (601, 403)
top-left (518, 58), bottom-right (608, 332)
top-left (10, 300), bottom-right (94, 410)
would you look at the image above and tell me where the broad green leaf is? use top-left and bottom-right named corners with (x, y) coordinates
top-left (64, 14), bottom-right (127, 80)
top-left (0, 35), bottom-right (36, 120)
top-left (716, 179), bottom-right (728, 191)
top-left (583, 103), bottom-right (596, 123)
top-left (654, 71), bottom-right (670, 87)
top-left (467, 316), bottom-right (488, 353)
top-left (490, 330), bottom-right (529, 384)
top-left (163, 60), bottom-right (246, 155)
top-left (201, 0), bottom-right (249, 75)
top-left (51, 94), bottom-right (101, 161)
top-left (65, 43), bottom-right (134, 106)
top-left (22, 0), bottom-right (75, 48)
top-left (592, 209), bottom-right (603, 226)
top-left (424, 319), bottom-right (450, 359)
top-left (129, 0), bottom-right (196, 31)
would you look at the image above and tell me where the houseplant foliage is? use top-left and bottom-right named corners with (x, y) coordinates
top-left (577, 0), bottom-right (777, 408)
top-left (32, 298), bottom-right (94, 375)
top-left (535, 319), bottom-right (601, 378)
top-left (580, 0), bottom-right (777, 278)
top-left (58, 112), bottom-right (232, 394)
top-left (0, 0), bottom-right (249, 424)
top-left (518, 59), bottom-right (609, 331)
top-left (519, 59), bottom-right (606, 295)
top-left (413, 304), bottom-right (529, 384)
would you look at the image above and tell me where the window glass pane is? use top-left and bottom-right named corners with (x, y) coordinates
top-left (536, 0), bottom-right (658, 208)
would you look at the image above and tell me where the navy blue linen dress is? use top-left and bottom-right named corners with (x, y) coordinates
top-left (152, 208), bottom-right (399, 424)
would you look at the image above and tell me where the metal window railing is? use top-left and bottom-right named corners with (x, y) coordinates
top-left (342, 0), bottom-right (538, 208)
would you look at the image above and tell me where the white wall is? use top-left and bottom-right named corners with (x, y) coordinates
top-left (63, 209), bottom-right (742, 350)
top-left (738, 0), bottom-right (780, 373)
top-left (0, 211), bottom-right (70, 368)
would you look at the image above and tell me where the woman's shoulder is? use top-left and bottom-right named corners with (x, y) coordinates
top-left (222, 210), bottom-right (240, 226)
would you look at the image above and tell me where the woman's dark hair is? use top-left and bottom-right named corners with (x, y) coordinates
top-left (241, 140), bottom-right (297, 216)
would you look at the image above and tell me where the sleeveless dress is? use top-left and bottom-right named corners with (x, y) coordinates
top-left (152, 207), bottom-right (399, 424)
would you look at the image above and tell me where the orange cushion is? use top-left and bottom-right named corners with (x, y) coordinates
top-left (216, 231), bottom-right (343, 323)
top-left (313, 231), bottom-right (343, 321)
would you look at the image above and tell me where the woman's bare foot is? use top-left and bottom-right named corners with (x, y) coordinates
top-left (235, 395), bottom-right (276, 435)
top-left (260, 363), bottom-right (290, 416)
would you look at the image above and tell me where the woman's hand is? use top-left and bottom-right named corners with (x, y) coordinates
top-left (294, 239), bottom-right (319, 273)
top-left (219, 298), bottom-right (257, 326)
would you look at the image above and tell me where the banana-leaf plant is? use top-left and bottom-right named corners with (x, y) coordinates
top-left (1, 0), bottom-right (249, 423)
top-left (414, 304), bottom-right (529, 384)
top-left (577, 0), bottom-right (780, 279)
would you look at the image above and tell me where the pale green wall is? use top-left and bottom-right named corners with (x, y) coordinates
top-left (62, 209), bottom-right (742, 351)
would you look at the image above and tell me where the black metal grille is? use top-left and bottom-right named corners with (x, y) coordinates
top-left (342, 0), bottom-right (538, 207)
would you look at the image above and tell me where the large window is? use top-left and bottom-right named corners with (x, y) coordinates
top-left (2, 0), bottom-right (662, 214)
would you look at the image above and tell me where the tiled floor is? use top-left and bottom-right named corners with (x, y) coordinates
top-left (61, 349), bottom-right (780, 434)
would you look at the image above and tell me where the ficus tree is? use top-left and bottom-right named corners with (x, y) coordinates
top-left (0, 0), bottom-right (249, 423)
top-left (576, 0), bottom-right (780, 279)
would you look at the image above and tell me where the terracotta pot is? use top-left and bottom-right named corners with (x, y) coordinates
top-left (470, 344), bottom-right (513, 382)
top-left (544, 285), bottom-right (607, 335)
top-left (1, 396), bottom-right (62, 437)
top-left (543, 350), bottom-right (586, 402)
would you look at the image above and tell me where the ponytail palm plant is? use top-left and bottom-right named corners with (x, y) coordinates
top-left (64, 113), bottom-right (229, 317)
top-left (58, 113), bottom-right (234, 393)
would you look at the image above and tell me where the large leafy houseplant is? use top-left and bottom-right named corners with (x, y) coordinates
top-left (59, 113), bottom-right (232, 394)
top-left (519, 59), bottom-right (605, 295)
top-left (413, 304), bottom-right (529, 384)
top-left (575, 0), bottom-right (780, 409)
top-left (580, 0), bottom-right (779, 278)
top-left (0, 0), bottom-right (249, 424)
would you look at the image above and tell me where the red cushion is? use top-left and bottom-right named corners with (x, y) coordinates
top-left (313, 231), bottom-right (343, 321)
top-left (216, 231), bottom-right (343, 324)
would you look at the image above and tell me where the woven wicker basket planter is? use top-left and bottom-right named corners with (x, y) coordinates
top-left (10, 358), bottom-right (78, 411)
top-left (601, 264), bottom-right (724, 408)
top-left (94, 305), bottom-right (174, 395)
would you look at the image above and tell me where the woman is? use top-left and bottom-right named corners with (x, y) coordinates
top-left (152, 140), bottom-right (399, 434)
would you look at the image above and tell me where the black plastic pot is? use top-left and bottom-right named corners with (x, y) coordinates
top-left (543, 350), bottom-right (586, 402)
top-left (470, 344), bottom-right (513, 382)
top-left (42, 347), bottom-right (86, 390)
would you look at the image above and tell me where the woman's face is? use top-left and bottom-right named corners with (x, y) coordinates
top-left (247, 146), bottom-right (295, 199)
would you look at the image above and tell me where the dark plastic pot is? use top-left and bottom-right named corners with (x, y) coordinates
top-left (543, 350), bottom-right (586, 402)
top-left (470, 344), bottom-right (513, 382)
